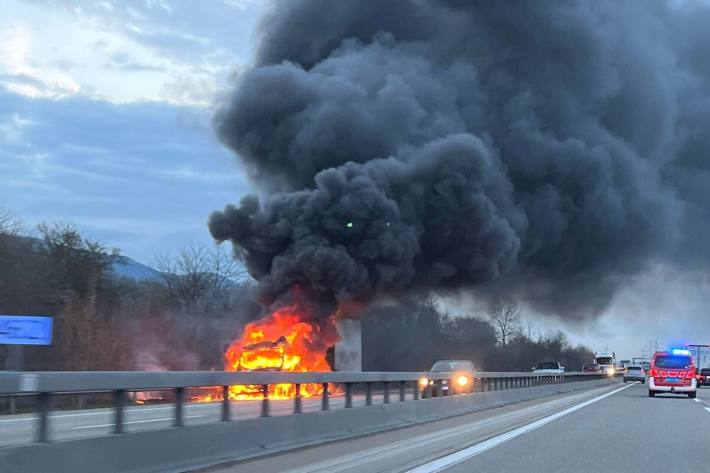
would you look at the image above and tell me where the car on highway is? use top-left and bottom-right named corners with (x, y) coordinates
top-left (532, 361), bottom-right (565, 374)
top-left (697, 368), bottom-right (710, 387)
top-left (648, 349), bottom-right (697, 398)
top-left (582, 363), bottom-right (602, 373)
top-left (420, 359), bottom-right (476, 395)
top-left (623, 365), bottom-right (645, 383)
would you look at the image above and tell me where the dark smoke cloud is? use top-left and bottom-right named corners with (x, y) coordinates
top-left (210, 0), bottom-right (710, 320)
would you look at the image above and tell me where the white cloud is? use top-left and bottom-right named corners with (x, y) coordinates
top-left (0, 0), bottom-right (265, 105)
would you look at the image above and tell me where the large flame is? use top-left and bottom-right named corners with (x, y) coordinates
top-left (224, 305), bottom-right (337, 400)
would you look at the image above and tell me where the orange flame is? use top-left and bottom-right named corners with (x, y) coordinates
top-left (224, 305), bottom-right (338, 400)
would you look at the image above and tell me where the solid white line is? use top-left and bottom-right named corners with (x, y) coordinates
top-left (283, 387), bottom-right (610, 473)
top-left (72, 414), bottom-right (205, 430)
top-left (407, 383), bottom-right (635, 473)
top-left (0, 398), bottom-right (347, 424)
top-left (694, 398), bottom-right (702, 403)
top-left (704, 407), bottom-right (710, 414)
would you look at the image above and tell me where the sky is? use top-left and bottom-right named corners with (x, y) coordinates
top-left (2, 0), bottom-right (709, 361)
top-left (0, 0), bottom-right (265, 262)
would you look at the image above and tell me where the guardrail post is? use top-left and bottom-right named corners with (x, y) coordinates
top-left (365, 382), bottom-right (373, 406)
top-left (399, 381), bottom-right (406, 402)
top-left (114, 389), bottom-right (125, 434)
top-left (37, 392), bottom-right (50, 443)
top-left (261, 384), bottom-right (270, 417)
top-left (174, 387), bottom-right (185, 427)
top-left (321, 383), bottom-right (330, 411)
top-left (221, 386), bottom-right (230, 422)
top-left (345, 382), bottom-right (353, 408)
top-left (294, 383), bottom-right (302, 413)
top-left (383, 381), bottom-right (390, 403)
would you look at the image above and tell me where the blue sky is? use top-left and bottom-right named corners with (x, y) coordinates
top-left (0, 0), bottom-right (266, 262)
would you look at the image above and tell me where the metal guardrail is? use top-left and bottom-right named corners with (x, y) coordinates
top-left (0, 370), bottom-right (614, 443)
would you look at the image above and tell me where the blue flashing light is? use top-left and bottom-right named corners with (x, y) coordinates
top-left (671, 348), bottom-right (691, 356)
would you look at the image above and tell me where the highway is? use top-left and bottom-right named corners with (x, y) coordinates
top-left (203, 382), bottom-right (710, 473)
top-left (0, 393), bottom-right (367, 446)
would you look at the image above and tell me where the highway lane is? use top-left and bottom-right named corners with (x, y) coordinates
top-left (204, 382), bottom-right (710, 473)
top-left (0, 393), bottom-right (373, 446)
top-left (434, 382), bottom-right (710, 473)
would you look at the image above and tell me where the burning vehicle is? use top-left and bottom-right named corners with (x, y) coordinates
top-left (223, 306), bottom-right (337, 400)
top-left (237, 336), bottom-right (288, 371)
top-left (231, 336), bottom-right (288, 397)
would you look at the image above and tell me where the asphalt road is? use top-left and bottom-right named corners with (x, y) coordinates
top-left (204, 382), bottom-right (710, 473)
top-left (0, 393), bottom-right (373, 446)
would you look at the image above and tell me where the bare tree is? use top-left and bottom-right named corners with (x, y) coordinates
top-left (0, 208), bottom-right (22, 236)
top-left (486, 296), bottom-right (521, 347)
top-left (154, 243), bottom-right (248, 309)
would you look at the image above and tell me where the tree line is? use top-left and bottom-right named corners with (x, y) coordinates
top-left (0, 208), bottom-right (594, 373)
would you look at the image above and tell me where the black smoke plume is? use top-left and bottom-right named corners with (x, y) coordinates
top-left (209, 0), bottom-right (710, 320)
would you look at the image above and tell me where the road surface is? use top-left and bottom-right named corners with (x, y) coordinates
top-left (202, 382), bottom-right (710, 473)
top-left (0, 393), bottom-right (372, 446)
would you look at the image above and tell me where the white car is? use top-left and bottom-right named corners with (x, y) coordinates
top-left (532, 361), bottom-right (565, 374)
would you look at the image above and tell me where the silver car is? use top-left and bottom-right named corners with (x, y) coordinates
top-left (623, 365), bottom-right (645, 383)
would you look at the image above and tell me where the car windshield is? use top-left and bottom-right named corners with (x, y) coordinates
top-left (627, 366), bottom-right (642, 371)
top-left (431, 360), bottom-right (473, 372)
top-left (536, 362), bottom-right (559, 370)
top-left (654, 356), bottom-right (692, 368)
top-left (702, 369), bottom-right (710, 375)
top-left (596, 357), bottom-right (613, 364)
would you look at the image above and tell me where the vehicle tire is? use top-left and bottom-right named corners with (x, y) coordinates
top-left (641, 380), bottom-right (645, 384)
top-left (689, 391), bottom-right (697, 399)
top-left (648, 390), bottom-right (655, 397)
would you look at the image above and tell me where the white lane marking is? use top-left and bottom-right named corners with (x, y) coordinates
top-left (704, 407), bottom-right (710, 414)
top-left (694, 398), bottom-right (702, 403)
top-left (0, 404), bottom-right (214, 423)
top-left (283, 387), bottom-right (612, 473)
top-left (72, 414), bottom-right (205, 430)
top-left (0, 398), bottom-right (346, 424)
top-left (407, 383), bottom-right (635, 473)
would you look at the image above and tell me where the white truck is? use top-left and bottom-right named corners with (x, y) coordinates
top-left (594, 352), bottom-right (617, 375)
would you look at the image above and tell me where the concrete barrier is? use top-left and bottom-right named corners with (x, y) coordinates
top-left (0, 377), bottom-right (619, 473)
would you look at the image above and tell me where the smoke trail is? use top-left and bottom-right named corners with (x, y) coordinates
top-left (210, 0), bottom-right (710, 319)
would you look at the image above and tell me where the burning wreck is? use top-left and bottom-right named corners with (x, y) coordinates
top-left (222, 305), bottom-right (338, 400)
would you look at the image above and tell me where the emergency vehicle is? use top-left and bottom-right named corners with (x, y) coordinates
top-left (648, 349), bottom-right (697, 398)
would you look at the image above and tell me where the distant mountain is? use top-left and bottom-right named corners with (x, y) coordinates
top-left (111, 256), bottom-right (161, 281)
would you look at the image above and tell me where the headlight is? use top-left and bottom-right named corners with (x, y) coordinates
top-left (456, 375), bottom-right (469, 387)
top-left (418, 377), bottom-right (429, 388)
top-left (608, 368), bottom-right (615, 375)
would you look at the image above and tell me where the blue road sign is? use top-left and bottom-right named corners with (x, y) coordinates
top-left (0, 315), bottom-right (53, 346)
